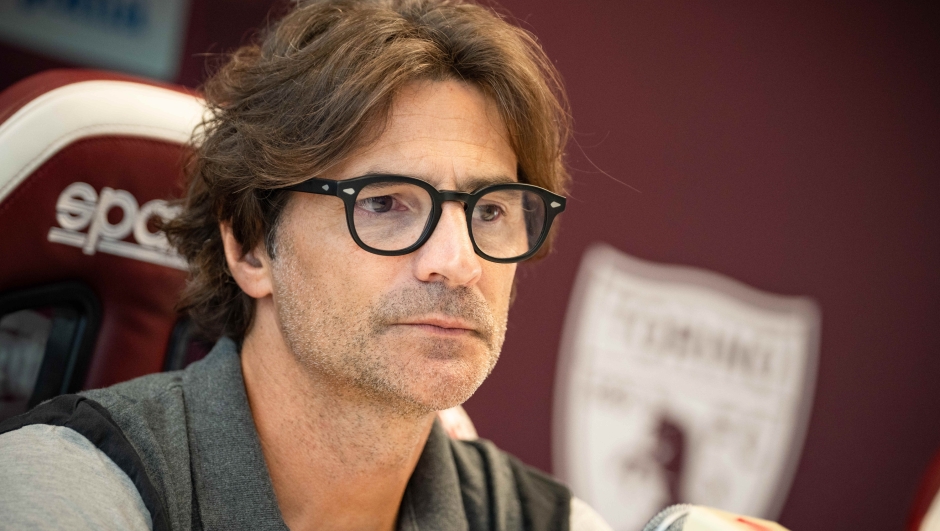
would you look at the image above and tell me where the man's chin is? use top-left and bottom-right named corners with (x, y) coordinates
top-left (394, 355), bottom-right (494, 413)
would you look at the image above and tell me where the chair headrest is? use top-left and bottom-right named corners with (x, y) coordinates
top-left (0, 70), bottom-right (206, 390)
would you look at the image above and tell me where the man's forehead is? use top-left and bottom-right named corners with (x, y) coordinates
top-left (323, 80), bottom-right (519, 192)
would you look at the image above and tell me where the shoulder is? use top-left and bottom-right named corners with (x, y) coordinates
top-left (81, 368), bottom-right (185, 419)
top-left (0, 422), bottom-right (152, 530)
top-left (80, 370), bottom-right (191, 473)
top-left (0, 392), bottom-right (174, 530)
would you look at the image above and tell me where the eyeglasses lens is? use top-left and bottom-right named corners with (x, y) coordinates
top-left (472, 189), bottom-right (545, 259)
top-left (353, 182), bottom-right (433, 251)
top-left (352, 181), bottom-right (547, 260)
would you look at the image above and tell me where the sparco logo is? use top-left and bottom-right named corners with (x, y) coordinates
top-left (47, 182), bottom-right (186, 270)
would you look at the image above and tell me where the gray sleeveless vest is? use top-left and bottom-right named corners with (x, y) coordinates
top-left (0, 338), bottom-right (570, 531)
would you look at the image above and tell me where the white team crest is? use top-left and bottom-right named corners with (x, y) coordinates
top-left (554, 244), bottom-right (819, 530)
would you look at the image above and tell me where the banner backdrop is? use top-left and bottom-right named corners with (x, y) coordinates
top-left (554, 244), bottom-right (820, 530)
top-left (0, 0), bottom-right (189, 80)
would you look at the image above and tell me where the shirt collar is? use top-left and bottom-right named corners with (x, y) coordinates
top-left (183, 337), bottom-right (288, 530)
top-left (399, 417), bottom-right (469, 531)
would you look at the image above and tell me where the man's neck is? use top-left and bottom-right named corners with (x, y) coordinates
top-left (240, 304), bottom-right (435, 531)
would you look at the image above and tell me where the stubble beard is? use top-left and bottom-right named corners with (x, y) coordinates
top-left (271, 243), bottom-right (507, 418)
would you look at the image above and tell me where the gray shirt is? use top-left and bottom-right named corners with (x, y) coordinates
top-left (0, 338), bottom-right (611, 531)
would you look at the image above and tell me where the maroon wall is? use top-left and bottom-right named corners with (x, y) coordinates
top-left (464, 2), bottom-right (940, 531)
top-left (2, 2), bottom-right (938, 530)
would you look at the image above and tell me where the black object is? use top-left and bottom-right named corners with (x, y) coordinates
top-left (286, 173), bottom-right (567, 263)
top-left (0, 281), bottom-right (101, 408)
top-left (162, 317), bottom-right (214, 372)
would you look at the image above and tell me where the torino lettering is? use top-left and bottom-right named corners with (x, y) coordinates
top-left (47, 182), bottom-right (186, 270)
top-left (617, 307), bottom-right (788, 383)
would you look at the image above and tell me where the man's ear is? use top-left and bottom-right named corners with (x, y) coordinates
top-left (220, 222), bottom-right (273, 299)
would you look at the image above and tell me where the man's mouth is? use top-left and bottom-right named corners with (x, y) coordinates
top-left (393, 316), bottom-right (479, 337)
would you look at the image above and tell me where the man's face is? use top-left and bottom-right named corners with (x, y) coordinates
top-left (270, 79), bottom-right (518, 415)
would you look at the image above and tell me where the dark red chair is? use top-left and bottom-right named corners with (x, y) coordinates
top-left (0, 70), bottom-right (207, 420)
top-left (0, 70), bottom-right (480, 436)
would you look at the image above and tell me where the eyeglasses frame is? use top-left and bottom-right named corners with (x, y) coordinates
top-left (284, 173), bottom-right (567, 264)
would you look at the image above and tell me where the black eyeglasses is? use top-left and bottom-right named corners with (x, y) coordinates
top-left (285, 174), bottom-right (566, 263)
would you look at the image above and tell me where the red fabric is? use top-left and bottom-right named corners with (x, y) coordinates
top-left (0, 69), bottom-right (196, 126)
top-left (909, 450), bottom-right (940, 531)
top-left (0, 135), bottom-right (189, 389)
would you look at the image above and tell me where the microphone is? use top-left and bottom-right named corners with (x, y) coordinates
top-left (641, 505), bottom-right (790, 531)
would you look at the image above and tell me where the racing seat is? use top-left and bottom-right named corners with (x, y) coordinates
top-left (0, 70), bottom-right (207, 420)
top-left (0, 70), bottom-right (479, 437)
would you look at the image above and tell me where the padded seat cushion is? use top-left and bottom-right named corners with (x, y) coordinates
top-left (0, 70), bottom-right (204, 389)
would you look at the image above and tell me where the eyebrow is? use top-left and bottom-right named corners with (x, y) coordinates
top-left (459, 174), bottom-right (518, 192)
top-left (359, 169), bottom-right (518, 192)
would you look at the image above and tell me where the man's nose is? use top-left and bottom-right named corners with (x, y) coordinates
top-left (412, 202), bottom-right (482, 287)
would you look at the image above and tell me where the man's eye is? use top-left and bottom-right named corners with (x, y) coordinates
top-left (475, 204), bottom-right (503, 222)
top-left (357, 196), bottom-right (395, 213)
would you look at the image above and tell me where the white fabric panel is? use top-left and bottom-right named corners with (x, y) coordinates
top-left (922, 491), bottom-right (940, 531)
top-left (0, 80), bottom-right (207, 205)
top-left (570, 497), bottom-right (614, 531)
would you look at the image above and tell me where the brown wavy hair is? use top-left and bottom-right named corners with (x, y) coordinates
top-left (163, 0), bottom-right (571, 342)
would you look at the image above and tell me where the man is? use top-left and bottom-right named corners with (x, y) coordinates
top-left (0, 1), bottom-right (611, 530)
